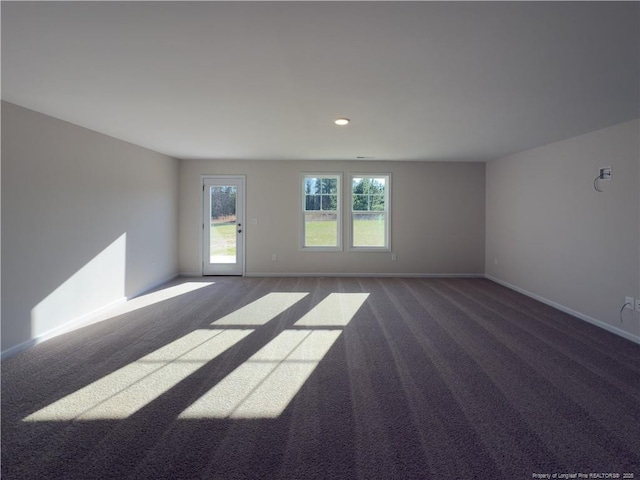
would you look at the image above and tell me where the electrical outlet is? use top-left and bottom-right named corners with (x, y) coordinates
top-left (599, 166), bottom-right (612, 180)
top-left (625, 297), bottom-right (634, 309)
top-left (391, 253), bottom-right (397, 261)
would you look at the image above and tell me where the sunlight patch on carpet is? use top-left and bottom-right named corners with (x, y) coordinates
top-left (122, 281), bottom-right (217, 315)
top-left (179, 330), bottom-right (342, 419)
top-left (293, 293), bottom-right (370, 326)
top-left (211, 292), bottom-right (309, 326)
top-left (24, 291), bottom-right (367, 422)
top-left (23, 329), bottom-right (251, 421)
top-left (180, 293), bottom-right (369, 419)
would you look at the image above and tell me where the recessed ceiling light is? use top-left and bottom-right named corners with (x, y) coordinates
top-left (334, 118), bottom-right (350, 126)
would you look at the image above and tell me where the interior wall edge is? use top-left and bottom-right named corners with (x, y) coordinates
top-left (0, 296), bottom-right (127, 360)
top-left (0, 271), bottom-right (180, 360)
top-left (126, 272), bottom-right (180, 301)
top-left (486, 274), bottom-right (640, 345)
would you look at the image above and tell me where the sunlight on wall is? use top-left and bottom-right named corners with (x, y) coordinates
top-left (23, 329), bottom-right (252, 421)
top-left (180, 293), bottom-right (369, 419)
top-left (31, 234), bottom-right (127, 339)
top-left (212, 292), bottom-right (309, 325)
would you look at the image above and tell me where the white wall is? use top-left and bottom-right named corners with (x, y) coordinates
top-left (4, 101), bottom-right (634, 353)
top-left (1, 102), bottom-right (179, 355)
top-left (486, 119), bottom-right (640, 342)
top-left (179, 159), bottom-right (485, 276)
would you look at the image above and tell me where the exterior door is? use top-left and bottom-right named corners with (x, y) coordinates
top-left (203, 176), bottom-right (245, 275)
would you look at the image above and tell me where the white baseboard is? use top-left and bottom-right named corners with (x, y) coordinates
top-left (179, 271), bottom-right (203, 277)
top-left (485, 275), bottom-right (640, 345)
top-left (1, 272), bottom-right (181, 360)
top-left (1, 296), bottom-right (128, 360)
top-left (245, 272), bottom-right (484, 278)
top-left (127, 272), bottom-right (179, 300)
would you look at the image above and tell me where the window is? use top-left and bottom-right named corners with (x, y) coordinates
top-left (301, 174), bottom-right (341, 250)
top-left (350, 175), bottom-right (390, 250)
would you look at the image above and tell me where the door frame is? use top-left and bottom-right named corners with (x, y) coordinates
top-left (201, 175), bottom-right (246, 276)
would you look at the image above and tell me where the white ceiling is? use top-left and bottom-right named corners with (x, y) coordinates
top-left (2, 1), bottom-right (638, 162)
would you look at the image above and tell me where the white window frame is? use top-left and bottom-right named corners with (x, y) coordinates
top-left (300, 173), bottom-right (342, 251)
top-left (349, 174), bottom-right (391, 251)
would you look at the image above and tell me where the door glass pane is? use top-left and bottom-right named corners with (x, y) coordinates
top-left (210, 186), bottom-right (237, 264)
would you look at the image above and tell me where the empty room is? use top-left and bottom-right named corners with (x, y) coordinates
top-left (2, 2), bottom-right (639, 479)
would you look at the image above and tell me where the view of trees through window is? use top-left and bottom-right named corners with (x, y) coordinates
top-left (351, 176), bottom-right (388, 248)
top-left (304, 177), bottom-right (338, 211)
top-left (210, 186), bottom-right (237, 262)
top-left (303, 175), bottom-right (340, 248)
top-left (352, 177), bottom-right (385, 211)
top-left (211, 186), bottom-right (236, 222)
top-left (301, 174), bottom-right (389, 250)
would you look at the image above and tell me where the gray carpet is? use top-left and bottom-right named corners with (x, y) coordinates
top-left (2, 276), bottom-right (639, 479)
